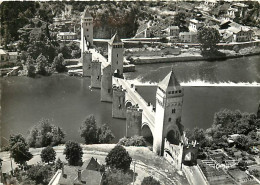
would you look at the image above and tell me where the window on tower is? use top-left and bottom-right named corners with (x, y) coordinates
top-left (117, 54), bottom-right (118, 57)
top-left (87, 29), bottom-right (89, 31)
top-left (172, 109), bottom-right (175, 113)
top-left (168, 118), bottom-right (171, 122)
top-left (179, 90), bottom-right (182, 93)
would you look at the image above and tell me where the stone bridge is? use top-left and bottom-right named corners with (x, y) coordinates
top-left (113, 77), bottom-right (156, 138)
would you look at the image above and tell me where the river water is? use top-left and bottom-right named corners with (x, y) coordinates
top-left (1, 55), bottom-right (260, 147)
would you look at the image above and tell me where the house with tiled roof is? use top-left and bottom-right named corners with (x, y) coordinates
top-left (48, 157), bottom-right (103, 185)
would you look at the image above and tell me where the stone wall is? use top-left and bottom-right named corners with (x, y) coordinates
top-left (126, 106), bottom-right (143, 137)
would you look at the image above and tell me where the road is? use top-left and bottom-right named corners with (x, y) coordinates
top-left (183, 165), bottom-right (208, 185)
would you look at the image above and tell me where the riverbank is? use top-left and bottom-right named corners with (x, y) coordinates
top-left (0, 144), bottom-right (188, 185)
top-left (131, 46), bottom-right (260, 64)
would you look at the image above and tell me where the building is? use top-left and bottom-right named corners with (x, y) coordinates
top-left (226, 7), bottom-right (238, 20)
top-left (189, 19), bottom-right (204, 32)
top-left (57, 32), bottom-right (78, 40)
top-left (81, 9), bottom-right (93, 50)
top-left (153, 69), bottom-right (184, 155)
top-left (219, 21), bottom-right (253, 42)
top-left (232, 2), bottom-right (249, 18)
top-left (0, 49), bottom-right (8, 63)
top-left (0, 49), bottom-right (18, 65)
top-left (48, 157), bottom-right (103, 185)
top-left (179, 32), bottom-right (197, 43)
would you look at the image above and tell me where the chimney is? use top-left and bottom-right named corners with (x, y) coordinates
top-left (78, 169), bottom-right (82, 182)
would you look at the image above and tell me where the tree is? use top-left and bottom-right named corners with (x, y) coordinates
top-left (235, 135), bottom-right (249, 150)
top-left (79, 115), bottom-right (98, 144)
top-left (105, 145), bottom-right (132, 171)
top-left (27, 119), bottom-right (65, 148)
top-left (250, 169), bottom-right (260, 178)
top-left (173, 12), bottom-right (188, 32)
top-left (197, 27), bottom-right (221, 55)
top-left (54, 158), bottom-right (63, 171)
top-left (52, 53), bottom-right (66, 73)
top-left (35, 53), bottom-right (48, 75)
top-left (26, 164), bottom-right (53, 185)
top-left (9, 134), bottom-right (33, 167)
top-left (141, 176), bottom-right (161, 185)
top-left (97, 124), bottom-right (115, 144)
top-left (63, 141), bottom-right (83, 166)
top-left (41, 146), bottom-right (56, 164)
top-left (102, 169), bottom-right (132, 185)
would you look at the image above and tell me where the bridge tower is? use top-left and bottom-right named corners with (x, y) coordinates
top-left (153, 69), bottom-right (184, 156)
top-left (101, 65), bottom-right (112, 102)
top-left (126, 105), bottom-right (143, 137)
top-left (82, 51), bottom-right (92, 77)
top-left (112, 85), bottom-right (126, 119)
top-left (90, 60), bottom-right (101, 88)
top-left (108, 33), bottom-right (124, 78)
top-left (81, 9), bottom-right (93, 51)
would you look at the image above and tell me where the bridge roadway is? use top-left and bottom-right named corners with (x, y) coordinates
top-left (113, 77), bottom-right (156, 134)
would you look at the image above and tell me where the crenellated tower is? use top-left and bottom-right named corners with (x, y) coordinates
top-left (81, 9), bottom-right (93, 51)
top-left (153, 68), bottom-right (184, 156)
top-left (112, 85), bottom-right (126, 119)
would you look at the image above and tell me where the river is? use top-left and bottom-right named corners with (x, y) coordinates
top-left (1, 55), bottom-right (260, 147)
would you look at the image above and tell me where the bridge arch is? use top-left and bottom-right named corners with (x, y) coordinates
top-left (141, 123), bottom-right (153, 145)
top-left (166, 130), bottom-right (180, 145)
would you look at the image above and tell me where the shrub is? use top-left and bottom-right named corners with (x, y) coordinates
top-left (118, 136), bottom-right (146, 146)
top-left (141, 176), bottom-right (161, 185)
top-left (55, 158), bottom-right (63, 171)
top-left (26, 164), bottom-right (54, 185)
top-left (102, 169), bottom-right (133, 185)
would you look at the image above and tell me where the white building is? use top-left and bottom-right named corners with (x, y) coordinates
top-left (57, 32), bottom-right (78, 40)
top-left (189, 19), bottom-right (204, 32)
